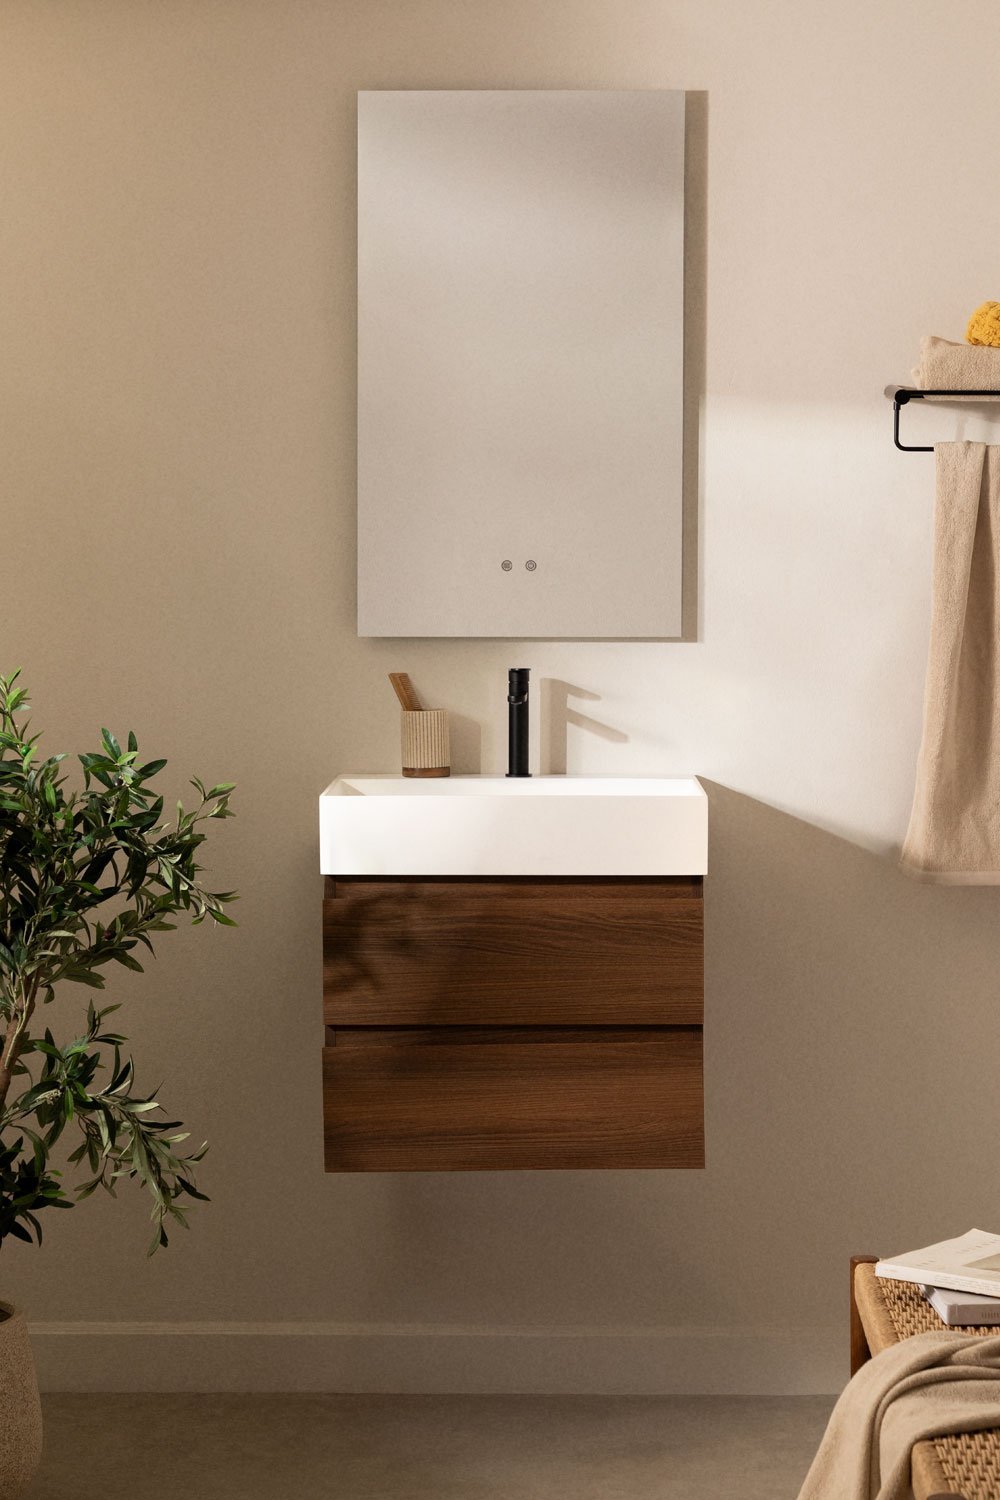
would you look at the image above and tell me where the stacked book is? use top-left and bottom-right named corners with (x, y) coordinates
top-left (876, 1228), bottom-right (1000, 1326)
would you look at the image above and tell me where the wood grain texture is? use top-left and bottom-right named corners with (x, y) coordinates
top-left (388, 672), bottom-right (422, 711)
top-left (323, 880), bottom-right (703, 1027)
top-left (330, 1026), bottom-right (702, 1047)
top-left (324, 876), bottom-right (703, 901)
top-left (850, 1254), bottom-right (878, 1375)
top-left (323, 1028), bottom-right (704, 1171)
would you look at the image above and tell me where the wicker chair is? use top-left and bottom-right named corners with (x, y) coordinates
top-left (850, 1255), bottom-right (1000, 1500)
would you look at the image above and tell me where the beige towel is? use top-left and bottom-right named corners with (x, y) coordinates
top-left (902, 443), bottom-right (1000, 881)
top-left (913, 334), bottom-right (1000, 391)
top-left (797, 1329), bottom-right (1000, 1500)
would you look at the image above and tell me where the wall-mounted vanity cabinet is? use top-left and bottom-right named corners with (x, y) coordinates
top-left (357, 90), bottom-right (686, 639)
top-left (323, 875), bottom-right (703, 1171)
top-left (320, 777), bottom-right (707, 1172)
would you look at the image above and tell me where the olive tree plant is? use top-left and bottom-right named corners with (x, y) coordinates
top-left (0, 671), bottom-right (235, 1255)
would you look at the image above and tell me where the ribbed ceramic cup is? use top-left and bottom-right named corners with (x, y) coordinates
top-left (401, 709), bottom-right (450, 777)
top-left (0, 1303), bottom-right (42, 1499)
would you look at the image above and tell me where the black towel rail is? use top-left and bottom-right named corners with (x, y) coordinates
top-left (886, 386), bottom-right (1000, 453)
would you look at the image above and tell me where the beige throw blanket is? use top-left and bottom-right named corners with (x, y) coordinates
top-left (798, 1330), bottom-right (1000, 1500)
top-left (902, 442), bottom-right (1000, 881)
top-left (913, 335), bottom-right (1000, 390)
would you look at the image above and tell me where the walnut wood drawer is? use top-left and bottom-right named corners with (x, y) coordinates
top-left (323, 877), bottom-right (703, 1027)
top-left (323, 1027), bottom-right (704, 1172)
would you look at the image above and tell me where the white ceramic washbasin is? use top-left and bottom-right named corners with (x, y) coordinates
top-left (319, 775), bottom-right (707, 877)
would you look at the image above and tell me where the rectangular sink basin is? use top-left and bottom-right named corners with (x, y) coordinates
top-left (319, 775), bottom-right (707, 877)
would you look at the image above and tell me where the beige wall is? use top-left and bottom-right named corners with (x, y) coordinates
top-left (3, 0), bottom-right (1000, 1393)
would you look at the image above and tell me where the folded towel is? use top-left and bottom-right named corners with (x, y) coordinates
top-left (967, 301), bottom-right (1000, 348)
top-left (912, 334), bottom-right (1000, 390)
top-left (797, 1329), bottom-right (1000, 1500)
top-left (902, 443), bottom-right (1000, 881)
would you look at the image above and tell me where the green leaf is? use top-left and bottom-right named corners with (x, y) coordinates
top-left (64, 968), bottom-right (105, 989)
top-left (0, 672), bottom-right (235, 1254)
top-left (177, 1178), bottom-right (210, 1202)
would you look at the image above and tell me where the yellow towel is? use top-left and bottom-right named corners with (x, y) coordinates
top-left (967, 301), bottom-right (1000, 347)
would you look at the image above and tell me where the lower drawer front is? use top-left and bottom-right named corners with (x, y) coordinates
top-left (323, 1028), bottom-right (704, 1172)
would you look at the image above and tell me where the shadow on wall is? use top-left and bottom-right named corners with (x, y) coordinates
top-left (448, 713), bottom-right (483, 775)
top-left (540, 679), bottom-right (628, 774)
top-left (345, 781), bottom-right (1000, 1340)
top-left (701, 780), bottom-right (1000, 1319)
top-left (681, 89), bottom-right (707, 643)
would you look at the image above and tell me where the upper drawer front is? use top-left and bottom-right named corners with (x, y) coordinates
top-left (323, 879), bottom-right (703, 1026)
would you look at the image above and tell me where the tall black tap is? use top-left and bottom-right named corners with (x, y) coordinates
top-left (506, 667), bottom-right (531, 778)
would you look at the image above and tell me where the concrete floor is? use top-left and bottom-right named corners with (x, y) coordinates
top-left (25, 1393), bottom-right (833, 1499)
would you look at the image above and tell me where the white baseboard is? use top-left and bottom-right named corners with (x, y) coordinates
top-left (29, 1321), bottom-right (843, 1395)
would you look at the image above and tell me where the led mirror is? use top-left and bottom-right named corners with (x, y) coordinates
top-left (358, 89), bottom-right (685, 638)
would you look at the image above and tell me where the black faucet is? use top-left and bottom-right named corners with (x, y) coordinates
top-left (506, 667), bottom-right (531, 778)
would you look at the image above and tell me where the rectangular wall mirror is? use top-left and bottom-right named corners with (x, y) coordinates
top-left (357, 89), bottom-right (685, 638)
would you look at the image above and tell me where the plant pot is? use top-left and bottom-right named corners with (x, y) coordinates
top-left (0, 1303), bottom-right (41, 1499)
